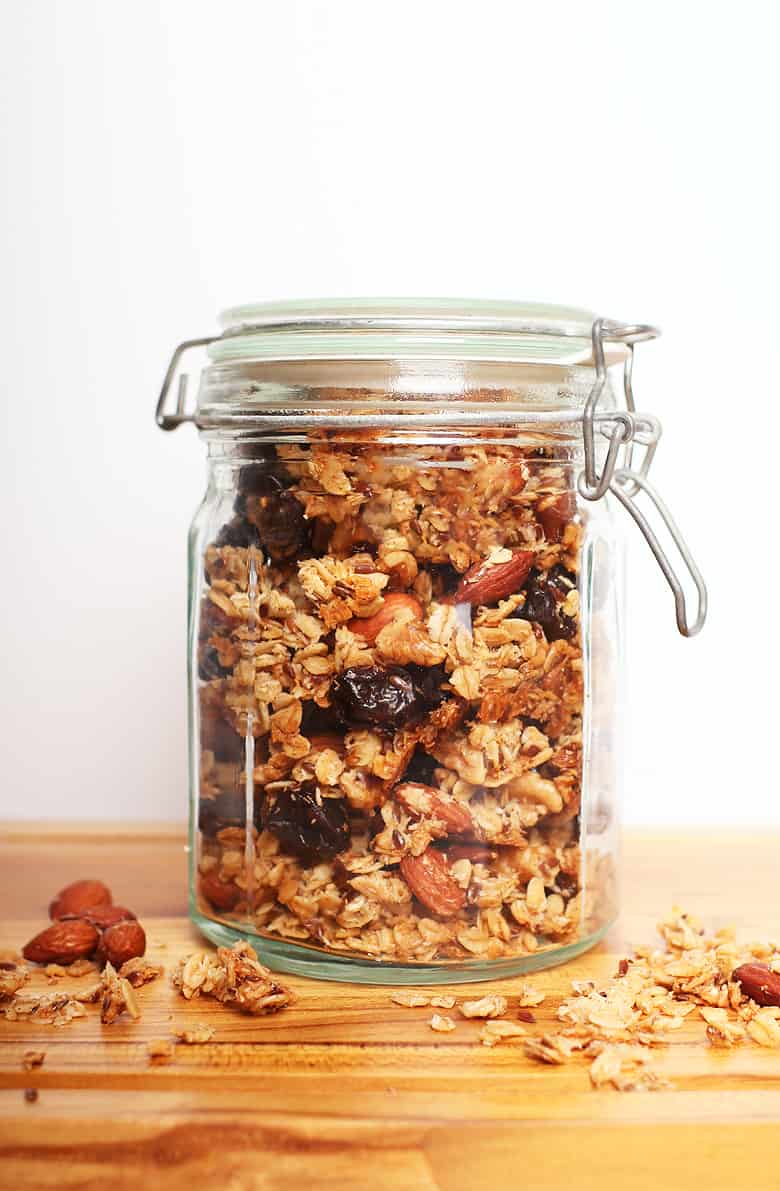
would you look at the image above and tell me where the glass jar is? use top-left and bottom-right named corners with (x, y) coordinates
top-left (157, 299), bottom-right (706, 984)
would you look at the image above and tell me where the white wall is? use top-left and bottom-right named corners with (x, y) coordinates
top-left (1, 0), bottom-right (777, 824)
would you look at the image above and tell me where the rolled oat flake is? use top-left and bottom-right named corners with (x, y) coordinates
top-left (157, 299), bottom-right (707, 984)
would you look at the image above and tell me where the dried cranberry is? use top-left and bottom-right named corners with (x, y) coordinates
top-left (264, 782), bottom-right (350, 862)
top-left (331, 665), bottom-right (423, 730)
top-left (245, 490), bottom-right (310, 561)
top-left (198, 645), bottom-right (232, 682)
top-left (215, 516), bottom-right (262, 549)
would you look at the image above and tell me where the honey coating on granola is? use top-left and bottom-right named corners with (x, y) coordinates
top-left (195, 437), bottom-right (586, 962)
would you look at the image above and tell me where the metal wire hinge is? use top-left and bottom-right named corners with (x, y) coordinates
top-left (578, 319), bottom-right (707, 637)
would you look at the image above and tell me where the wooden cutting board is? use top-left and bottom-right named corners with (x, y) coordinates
top-left (0, 824), bottom-right (778, 1191)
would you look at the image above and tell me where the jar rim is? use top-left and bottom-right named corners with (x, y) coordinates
top-left (210, 297), bottom-right (648, 366)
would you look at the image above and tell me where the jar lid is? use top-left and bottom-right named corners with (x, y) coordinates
top-left (210, 297), bottom-right (634, 365)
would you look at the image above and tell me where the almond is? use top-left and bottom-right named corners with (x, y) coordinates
top-left (49, 879), bottom-right (112, 920)
top-left (64, 905), bottom-right (136, 930)
top-left (447, 843), bottom-right (495, 864)
top-left (100, 921), bottom-right (147, 968)
top-left (395, 782), bottom-right (473, 836)
top-left (536, 492), bottom-right (576, 543)
top-left (347, 593), bottom-right (423, 642)
top-left (732, 963), bottom-right (780, 1007)
top-left (451, 549), bottom-right (535, 606)
top-left (23, 919), bottom-right (100, 965)
top-left (400, 848), bottom-right (466, 916)
top-left (199, 872), bottom-right (242, 911)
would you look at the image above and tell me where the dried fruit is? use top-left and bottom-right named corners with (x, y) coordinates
top-left (400, 848), bottom-right (466, 916)
top-left (347, 593), bottom-right (424, 642)
top-left (245, 489), bottom-right (310, 560)
top-left (536, 491), bottom-right (576, 542)
top-left (451, 549), bottom-right (535, 606)
top-left (514, 569), bottom-right (577, 642)
top-left (23, 920), bottom-right (100, 965)
top-left (199, 872), bottom-right (242, 911)
top-left (198, 791), bottom-right (261, 838)
top-left (215, 515), bottom-right (262, 550)
top-left (732, 963), bottom-right (780, 1007)
top-left (331, 664), bottom-right (423, 730)
top-left (264, 782), bottom-right (350, 862)
top-left (197, 644), bottom-right (232, 682)
top-left (49, 880), bottom-right (112, 921)
top-left (99, 921), bottom-right (147, 968)
top-left (395, 782), bottom-right (473, 835)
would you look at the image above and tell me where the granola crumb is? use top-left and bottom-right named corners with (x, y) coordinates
top-left (0, 961), bottom-right (29, 1000)
top-left (391, 991), bottom-right (430, 1008)
top-left (429, 1013), bottom-right (456, 1033)
top-left (515, 982), bottom-right (546, 1008)
top-left (430, 994), bottom-right (456, 1009)
top-left (480, 1020), bottom-right (527, 1047)
top-left (45, 959), bottom-right (97, 982)
top-left (176, 1024), bottom-right (215, 1044)
top-left (22, 1051), bottom-right (45, 1070)
top-left (460, 994), bottom-right (508, 1019)
top-left (24, 1088), bottom-right (38, 1104)
top-left (100, 962), bottom-right (141, 1025)
top-left (119, 957), bottom-right (163, 988)
top-left (147, 1039), bottom-right (175, 1064)
top-left (172, 941), bottom-right (293, 1016)
top-left (517, 1008), bottom-right (537, 1024)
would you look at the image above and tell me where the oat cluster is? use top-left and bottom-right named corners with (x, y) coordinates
top-left (195, 439), bottom-right (594, 963)
top-left (172, 940), bottom-right (294, 1015)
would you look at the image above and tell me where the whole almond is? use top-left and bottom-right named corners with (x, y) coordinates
top-left (395, 782), bottom-right (473, 836)
top-left (400, 848), bottom-right (466, 916)
top-left (23, 919), bottom-right (100, 964)
top-left (63, 905), bottom-right (137, 930)
top-left (347, 593), bottom-right (423, 643)
top-left (452, 549), bottom-right (535, 606)
top-left (199, 872), bottom-right (242, 911)
top-left (49, 879), bottom-right (112, 920)
top-left (100, 921), bottom-right (147, 968)
top-left (732, 962), bottom-right (780, 1007)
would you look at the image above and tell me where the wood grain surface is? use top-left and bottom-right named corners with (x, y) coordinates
top-left (0, 824), bottom-right (778, 1190)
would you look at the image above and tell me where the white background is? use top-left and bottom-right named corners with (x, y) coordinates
top-left (1, 0), bottom-right (777, 825)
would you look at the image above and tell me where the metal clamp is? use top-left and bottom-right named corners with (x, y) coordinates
top-left (155, 336), bottom-right (217, 431)
top-left (578, 317), bottom-right (707, 637)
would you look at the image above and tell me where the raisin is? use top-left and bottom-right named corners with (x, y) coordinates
top-left (245, 490), bottom-right (310, 561)
top-left (331, 665), bottom-right (423, 730)
top-left (406, 663), bottom-right (448, 711)
top-left (513, 570), bottom-right (577, 642)
top-left (215, 516), bottom-right (262, 549)
top-left (403, 748), bottom-right (439, 786)
top-left (264, 782), bottom-right (350, 862)
top-left (198, 645), bottom-right (232, 682)
top-left (299, 702), bottom-right (341, 737)
top-left (199, 791), bottom-right (261, 837)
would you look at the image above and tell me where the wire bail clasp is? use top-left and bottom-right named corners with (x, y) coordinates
top-left (578, 318), bottom-right (707, 637)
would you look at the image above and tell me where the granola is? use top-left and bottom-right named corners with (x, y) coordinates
top-left (173, 941), bottom-right (293, 1016)
top-left (194, 440), bottom-right (592, 965)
